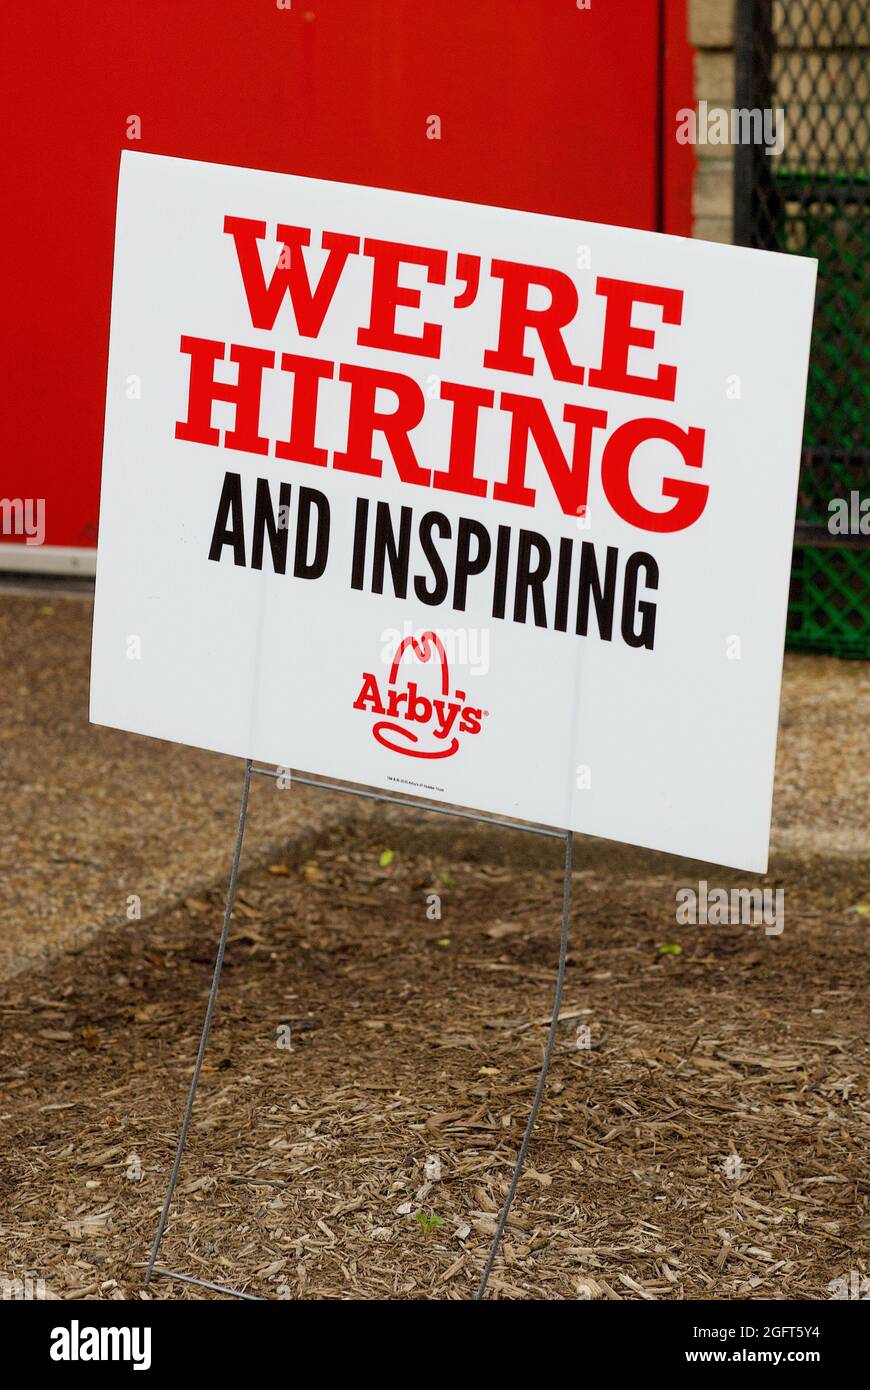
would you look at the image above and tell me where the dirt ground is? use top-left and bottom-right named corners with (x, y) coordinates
top-left (0, 588), bottom-right (868, 1300)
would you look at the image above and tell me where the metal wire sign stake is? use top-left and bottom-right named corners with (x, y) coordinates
top-left (145, 759), bottom-right (574, 1302)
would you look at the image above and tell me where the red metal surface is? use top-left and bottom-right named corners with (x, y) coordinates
top-left (1, 0), bottom-right (694, 557)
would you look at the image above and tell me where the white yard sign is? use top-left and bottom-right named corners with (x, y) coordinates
top-left (91, 151), bottom-right (817, 871)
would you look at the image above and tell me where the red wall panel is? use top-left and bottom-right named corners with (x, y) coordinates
top-left (1, 0), bottom-right (694, 559)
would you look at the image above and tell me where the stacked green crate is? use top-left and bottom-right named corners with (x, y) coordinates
top-left (788, 546), bottom-right (870, 658)
top-left (780, 172), bottom-right (870, 659)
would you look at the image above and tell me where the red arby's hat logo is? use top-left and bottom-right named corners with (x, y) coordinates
top-left (353, 631), bottom-right (484, 759)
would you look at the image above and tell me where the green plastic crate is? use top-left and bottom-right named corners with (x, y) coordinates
top-left (787, 544), bottom-right (870, 659)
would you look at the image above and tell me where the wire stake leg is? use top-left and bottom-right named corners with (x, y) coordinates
top-left (145, 758), bottom-right (254, 1285)
top-left (475, 830), bottom-right (574, 1300)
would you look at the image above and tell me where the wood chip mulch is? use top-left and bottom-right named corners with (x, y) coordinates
top-left (1, 816), bottom-right (868, 1300)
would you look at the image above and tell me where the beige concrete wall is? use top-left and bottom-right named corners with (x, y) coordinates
top-left (689, 0), bottom-right (736, 243)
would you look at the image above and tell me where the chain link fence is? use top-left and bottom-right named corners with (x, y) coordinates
top-left (734, 0), bottom-right (869, 657)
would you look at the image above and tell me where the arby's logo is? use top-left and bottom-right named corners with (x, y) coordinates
top-left (353, 631), bottom-right (484, 759)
